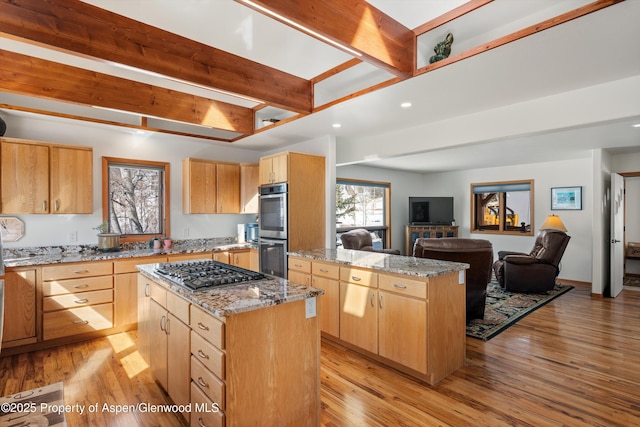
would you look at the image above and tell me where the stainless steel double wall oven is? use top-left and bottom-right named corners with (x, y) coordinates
top-left (258, 183), bottom-right (288, 278)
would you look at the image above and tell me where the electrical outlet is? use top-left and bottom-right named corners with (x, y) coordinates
top-left (183, 227), bottom-right (189, 237)
top-left (68, 231), bottom-right (78, 242)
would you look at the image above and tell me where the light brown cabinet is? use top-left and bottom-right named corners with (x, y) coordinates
top-left (182, 158), bottom-right (240, 214)
top-left (291, 256), bottom-right (465, 385)
top-left (0, 137), bottom-right (92, 214)
top-left (339, 268), bottom-right (379, 354)
top-left (1, 268), bottom-right (37, 348)
top-left (258, 152), bottom-right (288, 185)
top-left (148, 284), bottom-right (191, 422)
top-left (259, 151), bottom-right (326, 252)
top-left (240, 163), bottom-right (259, 214)
top-left (41, 261), bottom-right (114, 341)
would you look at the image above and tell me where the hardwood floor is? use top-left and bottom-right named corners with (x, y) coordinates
top-left (2, 284), bottom-right (640, 426)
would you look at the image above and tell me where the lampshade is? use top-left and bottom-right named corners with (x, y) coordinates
top-left (540, 214), bottom-right (567, 232)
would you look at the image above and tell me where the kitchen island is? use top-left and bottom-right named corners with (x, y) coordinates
top-left (288, 248), bottom-right (469, 385)
top-left (137, 261), bottom-right (323, 427)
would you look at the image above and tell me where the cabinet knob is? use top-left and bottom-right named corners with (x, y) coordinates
top-left (197, 322), bottom-right (209, 331)
top-left (74, 284), bottom-right (89, 289)
top-left (73, 319), bottom-right (89, 325)
top-left (74, 298), bottom-right (89, 304)
top-left (352, 276), bottom-right (361, 282)
top-left (197, 377), bottom-right (209, 388)
top-left (394, 284), bottom-right (407, 289)
top-left (197, 349), bottom-right (209, 360)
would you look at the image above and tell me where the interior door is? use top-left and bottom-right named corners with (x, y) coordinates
top-left (610, 173), bottom-right (625, 297)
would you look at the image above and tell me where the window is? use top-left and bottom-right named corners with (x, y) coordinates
top-left (471, 180), bottom-right (533, 235)
top-left (102, 157), bottom-right (170, 242)
top-left (336, 179), bottom-right (391, 248)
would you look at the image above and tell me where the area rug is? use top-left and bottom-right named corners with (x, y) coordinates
top-left (466, 282), bottom-right (573, 341)
top-left (0, 382), bottom-right (67, 426)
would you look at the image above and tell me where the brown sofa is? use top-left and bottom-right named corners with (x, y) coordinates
top-left (493, 229), bottom-right (570, 293)
top-left (413, 238), bottom-right (493, 322)
top-left (340, 229), bottom-right (401, 255)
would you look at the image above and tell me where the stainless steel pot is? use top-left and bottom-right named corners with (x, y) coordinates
top-left (97, 233), bottom-right (121, 251)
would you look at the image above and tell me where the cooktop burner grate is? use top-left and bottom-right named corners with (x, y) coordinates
top-left (154, 259), bottom-right (266, 290)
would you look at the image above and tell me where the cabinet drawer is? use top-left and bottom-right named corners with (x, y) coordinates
top-left (191, 382), bottom-right (225, 427)
top-left (191, 331), bottom-right (225, 380)
top-left (288, 257), bottom-right (311, 274)
top-left (191, 356), bottom-right (225, 410)
top-left (191, 305), bottom-right (225, 349)
top-left (167, 291), bottom-right (190, 324)
top-left (42, 275), bottom-right (113, 296)
top-left (42, 262), bottom-right (113, 280)
top-left (312, 261), bottom-right (339, 279)
top-left (378, 274), bottom-right (427, 299)
top-left (43, 289), bottom-right (113, 312)
top-left (113, 256), bottom-right (167, 274)
top-left (150, 282), bottom-right (167, 307)
top-left (43, 303), bottom-right (113, 340)
top-left (340, 267), bottom-right (378, 288)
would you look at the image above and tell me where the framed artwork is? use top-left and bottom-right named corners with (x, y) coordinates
top-left (551, 186), bottom-right (582, 210)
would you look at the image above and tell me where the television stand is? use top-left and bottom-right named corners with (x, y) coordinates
top-left (406, 225), bottom-right (458, 255)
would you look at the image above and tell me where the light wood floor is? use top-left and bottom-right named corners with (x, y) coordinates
top-left (2, 284), bottom-right (640, 426)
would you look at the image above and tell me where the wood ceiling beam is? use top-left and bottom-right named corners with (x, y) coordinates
top-left (238, 0), bottom-right (414, 78)
top-left (0, 0), bottom-right (312, 114)
top-left (0, 50), bottom-right (255, 135)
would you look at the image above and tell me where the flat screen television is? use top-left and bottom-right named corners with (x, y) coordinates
top-left (409, 197), bottom-right (454, 225)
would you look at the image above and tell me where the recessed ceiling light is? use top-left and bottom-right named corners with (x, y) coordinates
top-left (332, 123), bottom-right (342, 128)
top-left (401, 102), bottom-right (412, 108)
top-left (633, 123), bottom-right (640, 128)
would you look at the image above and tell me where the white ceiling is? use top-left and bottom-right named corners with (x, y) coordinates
top-left (1, 0), bottom-right (639, 173)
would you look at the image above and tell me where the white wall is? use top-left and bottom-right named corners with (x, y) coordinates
top-left (338, 157), bottom-right (595, 283)
top-left (2, 114), bottom-right (262, 248)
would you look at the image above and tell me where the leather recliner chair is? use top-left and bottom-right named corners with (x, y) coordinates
top-left (413, 238), bottom-right (493, 322)
top-left (493, 229), bottom-right (570, 293)
top-left (340, 229), bottom-right (401, 255)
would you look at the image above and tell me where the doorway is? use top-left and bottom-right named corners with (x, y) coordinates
top-left (623, 174), bottom-right (640, 289)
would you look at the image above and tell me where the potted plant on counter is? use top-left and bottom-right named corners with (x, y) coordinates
top-left (93, 222), bottom-right (121, 252)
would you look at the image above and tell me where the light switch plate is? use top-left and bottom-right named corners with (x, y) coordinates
top-left (305, 297), bottom-right (317, 318)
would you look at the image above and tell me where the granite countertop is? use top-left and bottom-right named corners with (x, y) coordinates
top-left (137, 262), bottom-right (323, 319)
top-left (2, 238), bottom-right (257, 268)
top-left (289, 248), bottom-right (469, 279)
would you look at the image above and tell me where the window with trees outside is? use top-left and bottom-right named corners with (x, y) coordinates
top-left (336, 179), bottom-right (391, 248)
top-left (471, 180), bottom-right (533, 236)
top-left (102, 157), bottom-right (170, 242)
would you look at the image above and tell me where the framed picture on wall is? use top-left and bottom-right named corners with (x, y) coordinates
top-left (551, 186), bottom-right (582, 210)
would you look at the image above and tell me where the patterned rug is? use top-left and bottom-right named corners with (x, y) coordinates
top-left (0, 382), bottom-right (67, 426)
top-left (466, 282), bottom-right (574, 341)
top-left (624, 276), bottom-right (640, 287)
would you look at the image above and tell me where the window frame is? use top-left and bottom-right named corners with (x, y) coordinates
top-left (102, 157), bottom-right (171, 243)
top-left (336, 178), bottom-right (393, 248)
top-left (470, 179), bottom-right (534, 236)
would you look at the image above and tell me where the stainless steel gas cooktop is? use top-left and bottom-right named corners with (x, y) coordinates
top-left (154, 259), bottom-right (266, 290)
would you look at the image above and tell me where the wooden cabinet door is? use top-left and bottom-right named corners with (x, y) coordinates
top-left (288, 271), bottom-right (310, 286)
top-left (0, 141), bottom-right (49, 213)
top-left (183, 159), bottom-right (216, 213)
top-left (50, 146), bottom-right (92, 213)
top-left (2, 269), bottom-right (36, 344)
top-left (249, 248), bottom-right (259, 272)
top-left (378, 291), bottom-right (427, 374)
top-left (167, 313), bottom-right (191, 413)
top-left (149, 300), bottom-right (169, 390)
top-left (240, 163), bottom-right (259, 213)
top-left (312, 276), bottom-right (340, 337)
top-left (339, 282), bottom-right (377, 353)
top-left (216, 163), bottom-right (240, 213)
top-left (137, 275), bottom-right (151, 364)
top-left (230, 250), bottom-right (251, 269)
top-left (270, 153), bottom-right (288, 183)
top-left (114, 272), bottom-right (137, 327)
top-left (258, 157), bottom-right (273, 185)
top-left (213, 251), bottom-right (230, 264)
